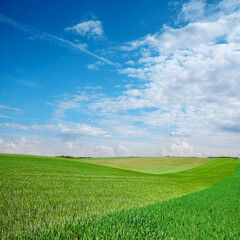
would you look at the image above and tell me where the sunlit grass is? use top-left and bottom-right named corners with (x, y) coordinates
top-left (0, 154), bottom-right (238, 238)
top-left (28, 164), bottom-right (240, 239)
top-left (78, 156), bottom-right (212, 174)
top-left (132, 165), bottom-right (192, 174)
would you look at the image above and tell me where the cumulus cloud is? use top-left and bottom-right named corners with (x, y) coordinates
top-left (87, 61), bottom-right (105, 70)
top-left (177, 0), bottom-right (207, 23)
top-left (0, 134), bottom-right (131, 158)
top-left (94, 144), bottom-right (131, 157)
top-left (114, 144), bottom-right (132, 157)
top-left (0, 136), bottom-right (39, 155)
top-left (161, 142), bottom-right (194, 157)
top-left (47, 0), bottom-right (240, 158)
top-left (121, 13), bottom-right (240, 53)
top-left (217, 0), bottom-right (240, 14)
top-left (93, 1), bottom-right (240, 138)
top-left (65, 20), bottom-right (104, 39)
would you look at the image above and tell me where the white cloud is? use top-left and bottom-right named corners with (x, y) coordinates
top-left (169, 131), bottom-right (190, 137)
top-left (0, 104), bottom-right (22, 112)
top-left (160, 142), bottom-right (194, 157)
top-left (81, 0), bottom-right (240, 157)
top-left (114, 144), bottom-right (132, 157)
top-left (65, 141), bottom-right (73, 149)
top-left (125, 60), bottom-right (135, 66)
top-left (87, 60), bottom-right (105, 70)
top-left (217, 0), bottom-right (240, 13)
top-left (1, 1), bottom-right (240, 157)
top-left (52, 91), bottom-right (104, 118)
top-left (0, 115), bottom-right (17, 119)
top-left (94, 145), bottom-right (115, 157)
top-left (84, 85), bottom-right (103, 90)
top-left (1, 133), bottom-right (239, 157)
top-left (76, 43), bottom-right (88, 50)
top-left (177, 0), bottom-right (240, 23)
top-left (0, 135), bottom-right (131, 158)
top-left (65, 20), bottom-right (104, 39)
top-left (98, 2), bottom-right (240, 136)
top-left (121, 12), bottom-right (240, 53)
top-left (0, 13), bottom-right (116, 66)
top-left (53, 99), bottom-right (80, 118)
top-left (0, 123), bottom-right (29, 130)
top-left (0, 136), bottom-right (39, 155)
top-left (87, 63), bottom-right (100, 70)
top-left (177, 0), bottom-right (206, 23)
top-left (58, 124), bottom-right (110, 141)
top-left (0, 122), bottom-right (110, 141)
top-left (0, 123), bottom-right (58, 131)
top-left (93, 144), bottom-right (131, 157)
top-left (40, 0), bottom-right (240, 158)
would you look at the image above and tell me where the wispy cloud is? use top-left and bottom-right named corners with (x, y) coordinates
top-left (0, 122), bottom-right (110, 141)
top-left (0, 73), bottom-right (41, 88)
top-left (0, 104), bottom-right (21, 112)
top-left (65, 20), bottom-right (104, 39)
top-left (0, 13), bottom-right (117, 66)
top-left (0, 115), bottom-right (16, 119)
top-left (52, 92), bottom-right (91, 118)
top-left (0, 105), bottom-right (22, 119)
top-left (52, 89), bottom-right (105, 118)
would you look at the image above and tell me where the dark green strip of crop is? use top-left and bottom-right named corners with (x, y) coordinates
top-left (0, 154), bottom-right (239, 239)
top-left (21, 164), bottom-right (240, 239)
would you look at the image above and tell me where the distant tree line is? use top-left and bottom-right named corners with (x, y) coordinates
top-left (207, 156), bottom-right (239, 159)
top-left (56, 155), bottom-right (92, 159)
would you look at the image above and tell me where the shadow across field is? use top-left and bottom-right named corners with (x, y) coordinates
top-left (76, 157), bottom-right (212, 174)
top-left (0, 154), bottom-right (239, 238)
top-left (22, 164), bottom-right (240, 239)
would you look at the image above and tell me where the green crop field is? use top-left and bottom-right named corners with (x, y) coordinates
top-left (0, 154), bottom-right (239, 239)
top-left (76, 156), bottom-right (212, 174)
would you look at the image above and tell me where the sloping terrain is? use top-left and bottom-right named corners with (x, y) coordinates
top-left (0, 154), bottom-right (238, 238)
top-left (31, 164), bottom-right (240, 239)
top-left (77, 157), bottom-right (212, 174)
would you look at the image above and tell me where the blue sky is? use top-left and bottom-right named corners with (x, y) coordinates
top-left (0, 0), bottom-right (240, 157)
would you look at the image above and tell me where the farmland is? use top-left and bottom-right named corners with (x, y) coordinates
top-left (0, 154), bottom-right (239, 239)
top-left (77, 156), bottom-right (212, 174)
